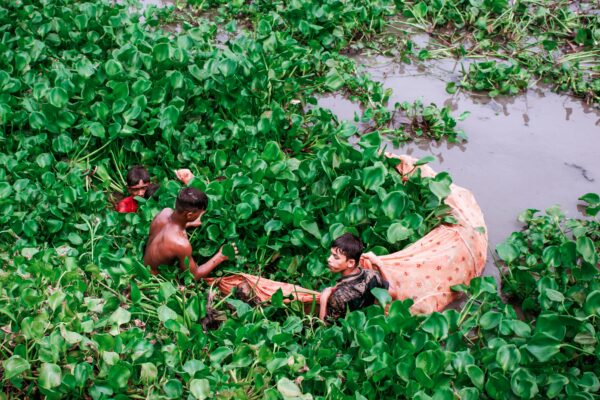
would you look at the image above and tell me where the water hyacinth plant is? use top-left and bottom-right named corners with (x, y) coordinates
top-left (0, 0), bottom-right (598, 398)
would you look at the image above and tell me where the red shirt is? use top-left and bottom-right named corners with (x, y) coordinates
top-left (116, 196), bottom-right (138, 213)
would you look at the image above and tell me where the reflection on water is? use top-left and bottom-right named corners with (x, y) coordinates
top-left (320, 56), bottom-right (600, 281)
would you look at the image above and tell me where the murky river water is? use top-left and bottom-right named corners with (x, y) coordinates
top-left (320, 57), bottom-right (600, 278)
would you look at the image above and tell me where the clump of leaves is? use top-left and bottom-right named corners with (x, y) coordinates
top-left (358, 100), bottom-right (469, 145)
top-left (497, 193), bottom-right (600, 316)
top-left (459, 61), bottom-right (532, 96)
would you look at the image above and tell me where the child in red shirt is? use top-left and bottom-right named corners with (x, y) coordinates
top-left (116, 166), bottom-right (156, 213)
top-left (116, 167), bottom-right (194, 213)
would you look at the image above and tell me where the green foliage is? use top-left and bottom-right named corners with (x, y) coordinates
top-left (460, 61), bottom-right (531, 97)
top-left (395, 0), bottom-right (600, 104)
top-left (0, 0), bottom-right (598, 398)
top-left (196, 0), bottom-right (397, 51)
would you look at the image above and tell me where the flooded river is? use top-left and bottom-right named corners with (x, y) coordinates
top-left (320, 57), bottom-right (600, 279)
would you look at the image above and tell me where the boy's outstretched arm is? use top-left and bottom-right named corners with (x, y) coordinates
top-left (178, 243), bottom-right (238, 280)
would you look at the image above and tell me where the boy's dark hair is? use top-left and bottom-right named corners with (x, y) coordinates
top-left (176, 187), bottom-right (208, 212)
top-left (332, 233), bottom-right (364, 263)
top-left (126, 166), bottom-right (150, 187)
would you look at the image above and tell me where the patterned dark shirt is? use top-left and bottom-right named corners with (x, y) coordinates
top-left (327, 268), bottom-right (389, 321)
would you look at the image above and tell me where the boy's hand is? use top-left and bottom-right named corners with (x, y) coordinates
top-left (361, 252), bottom-right (383, 268)
top-left (175, 169), bottom-right (194, 185)
top-left (218, 243), bottom-right (239, 261)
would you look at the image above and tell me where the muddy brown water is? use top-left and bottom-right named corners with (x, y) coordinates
top-left (320, 56), bottom-right (600, 280)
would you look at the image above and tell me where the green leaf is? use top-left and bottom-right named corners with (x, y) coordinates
top-left (362, 162), bottom-right (387, 190)
top-left (415, 155), bottom-right (435, 166)
top-left (387, 223), bottom-right (411, 243)
top-left (0, 182), bottom-right (13, 199)
top-left (579, 193), bottom-right (600, 204)
top-left (3, 355), bottom-right (31, 380)
top-left (324, 69), bottom-right (345, 90)
top-left (190, 379), bottom-right (210, 400)
top-left (358, 131), bottom-right (381, 148)
top-left (153, 43), bottom-right (171, 63)
top-left (39, 363), bottom-right (62, 389)
top-left (109, 307), bottom-right (131, 326)
top-left (428, 172), bottom-right (451, 200)
top-left (526, 334), bottom-right (561, 362)
top-left (29, 111), bottom-right (47, 130)
top-left (209, 347), bottom-right (232, 364)
top-left (479, 311), bottom-right (502, 330)
top-left (104, 59), bottom-right (123, 77)
top-left (542, 246), bottom-right (560, 267)
top-left (52, 134), bottom-right (74, 153)
top-left (236, 203), bottom-right (253, 219)
top-left (496, 241), bottom-right (519, 263)
top-left (332, 176), bottom-right (351, 194)
top-left (158, 305), bottom-right (178, 322)
top-left (159, 282), bottom-right (177, 301)
top-left (381, 191), bottom-right (407, 220)
top-left (466, 365), bottom-right (484, 389)
top-left (496, 344), bottom-right (520, 372)
top-left (222, 244), bottom-right (236, 259)
top-left (265, 219), bottom-right (283, 234)
top-left (371, 287), bottom-right (391, 308)
top-left (546, 374), bottom-right (568, 398)
top-left (421, 312), bottom-right (449, 340)
top-left (576, 236), bottom-right (598, 265)
top-left (218, 59), bottom-right (237, 77)
top-left (446, 82), bottom-right (457, 94)
top-left (511, 368), bottom-right (538, 398)
top-left (262, 141), bottom-right (284, 161)
top-left (140, 363), bottom-right (158, 382)
top-left (277, 377), bottom-right (302, 397)
top-left (108, 363), bottom-right (131, 389)
top-left (584, 290), bottom-right (600, 316)
top-left (163, 379), bottom-right (183, 399)
top-left (300, 220), bottom-right (321, 239)
top-left (48, 87), bottom-right (68, 108)
top-left (544, 288), bottom-right (565, 303)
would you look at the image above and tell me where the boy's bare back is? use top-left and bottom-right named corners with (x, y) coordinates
top-left (144, 208), bottom-right (193, 274)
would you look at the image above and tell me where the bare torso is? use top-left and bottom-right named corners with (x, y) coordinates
top-left (143, 208), bottom-right (190, 274)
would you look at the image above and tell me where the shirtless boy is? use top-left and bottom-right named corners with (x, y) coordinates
top-left (144, 187), bottom-right (236, 279)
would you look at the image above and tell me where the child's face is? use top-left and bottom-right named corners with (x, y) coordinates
top-left (128, 180), bottom-right (149, 197)
top-left (328, 247), bottom-right (355, 273)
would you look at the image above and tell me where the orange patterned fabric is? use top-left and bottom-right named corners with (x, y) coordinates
top-left (205, 154), bottom-right (488, 314)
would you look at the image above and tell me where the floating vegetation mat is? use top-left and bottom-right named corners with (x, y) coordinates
top-left (0, 0), bottom-right (598, 398)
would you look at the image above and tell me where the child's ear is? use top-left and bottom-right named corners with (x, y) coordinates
top-left (347, 259), bottom-right (357, 269)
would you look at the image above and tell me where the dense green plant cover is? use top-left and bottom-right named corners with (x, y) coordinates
top-left (198, 0), bottom-right (599, 104)
top-left (0, 0), bottom-right (599, 398)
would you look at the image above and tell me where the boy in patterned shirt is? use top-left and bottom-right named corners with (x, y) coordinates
top-left (319, 233), bottom-right (389, 321)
